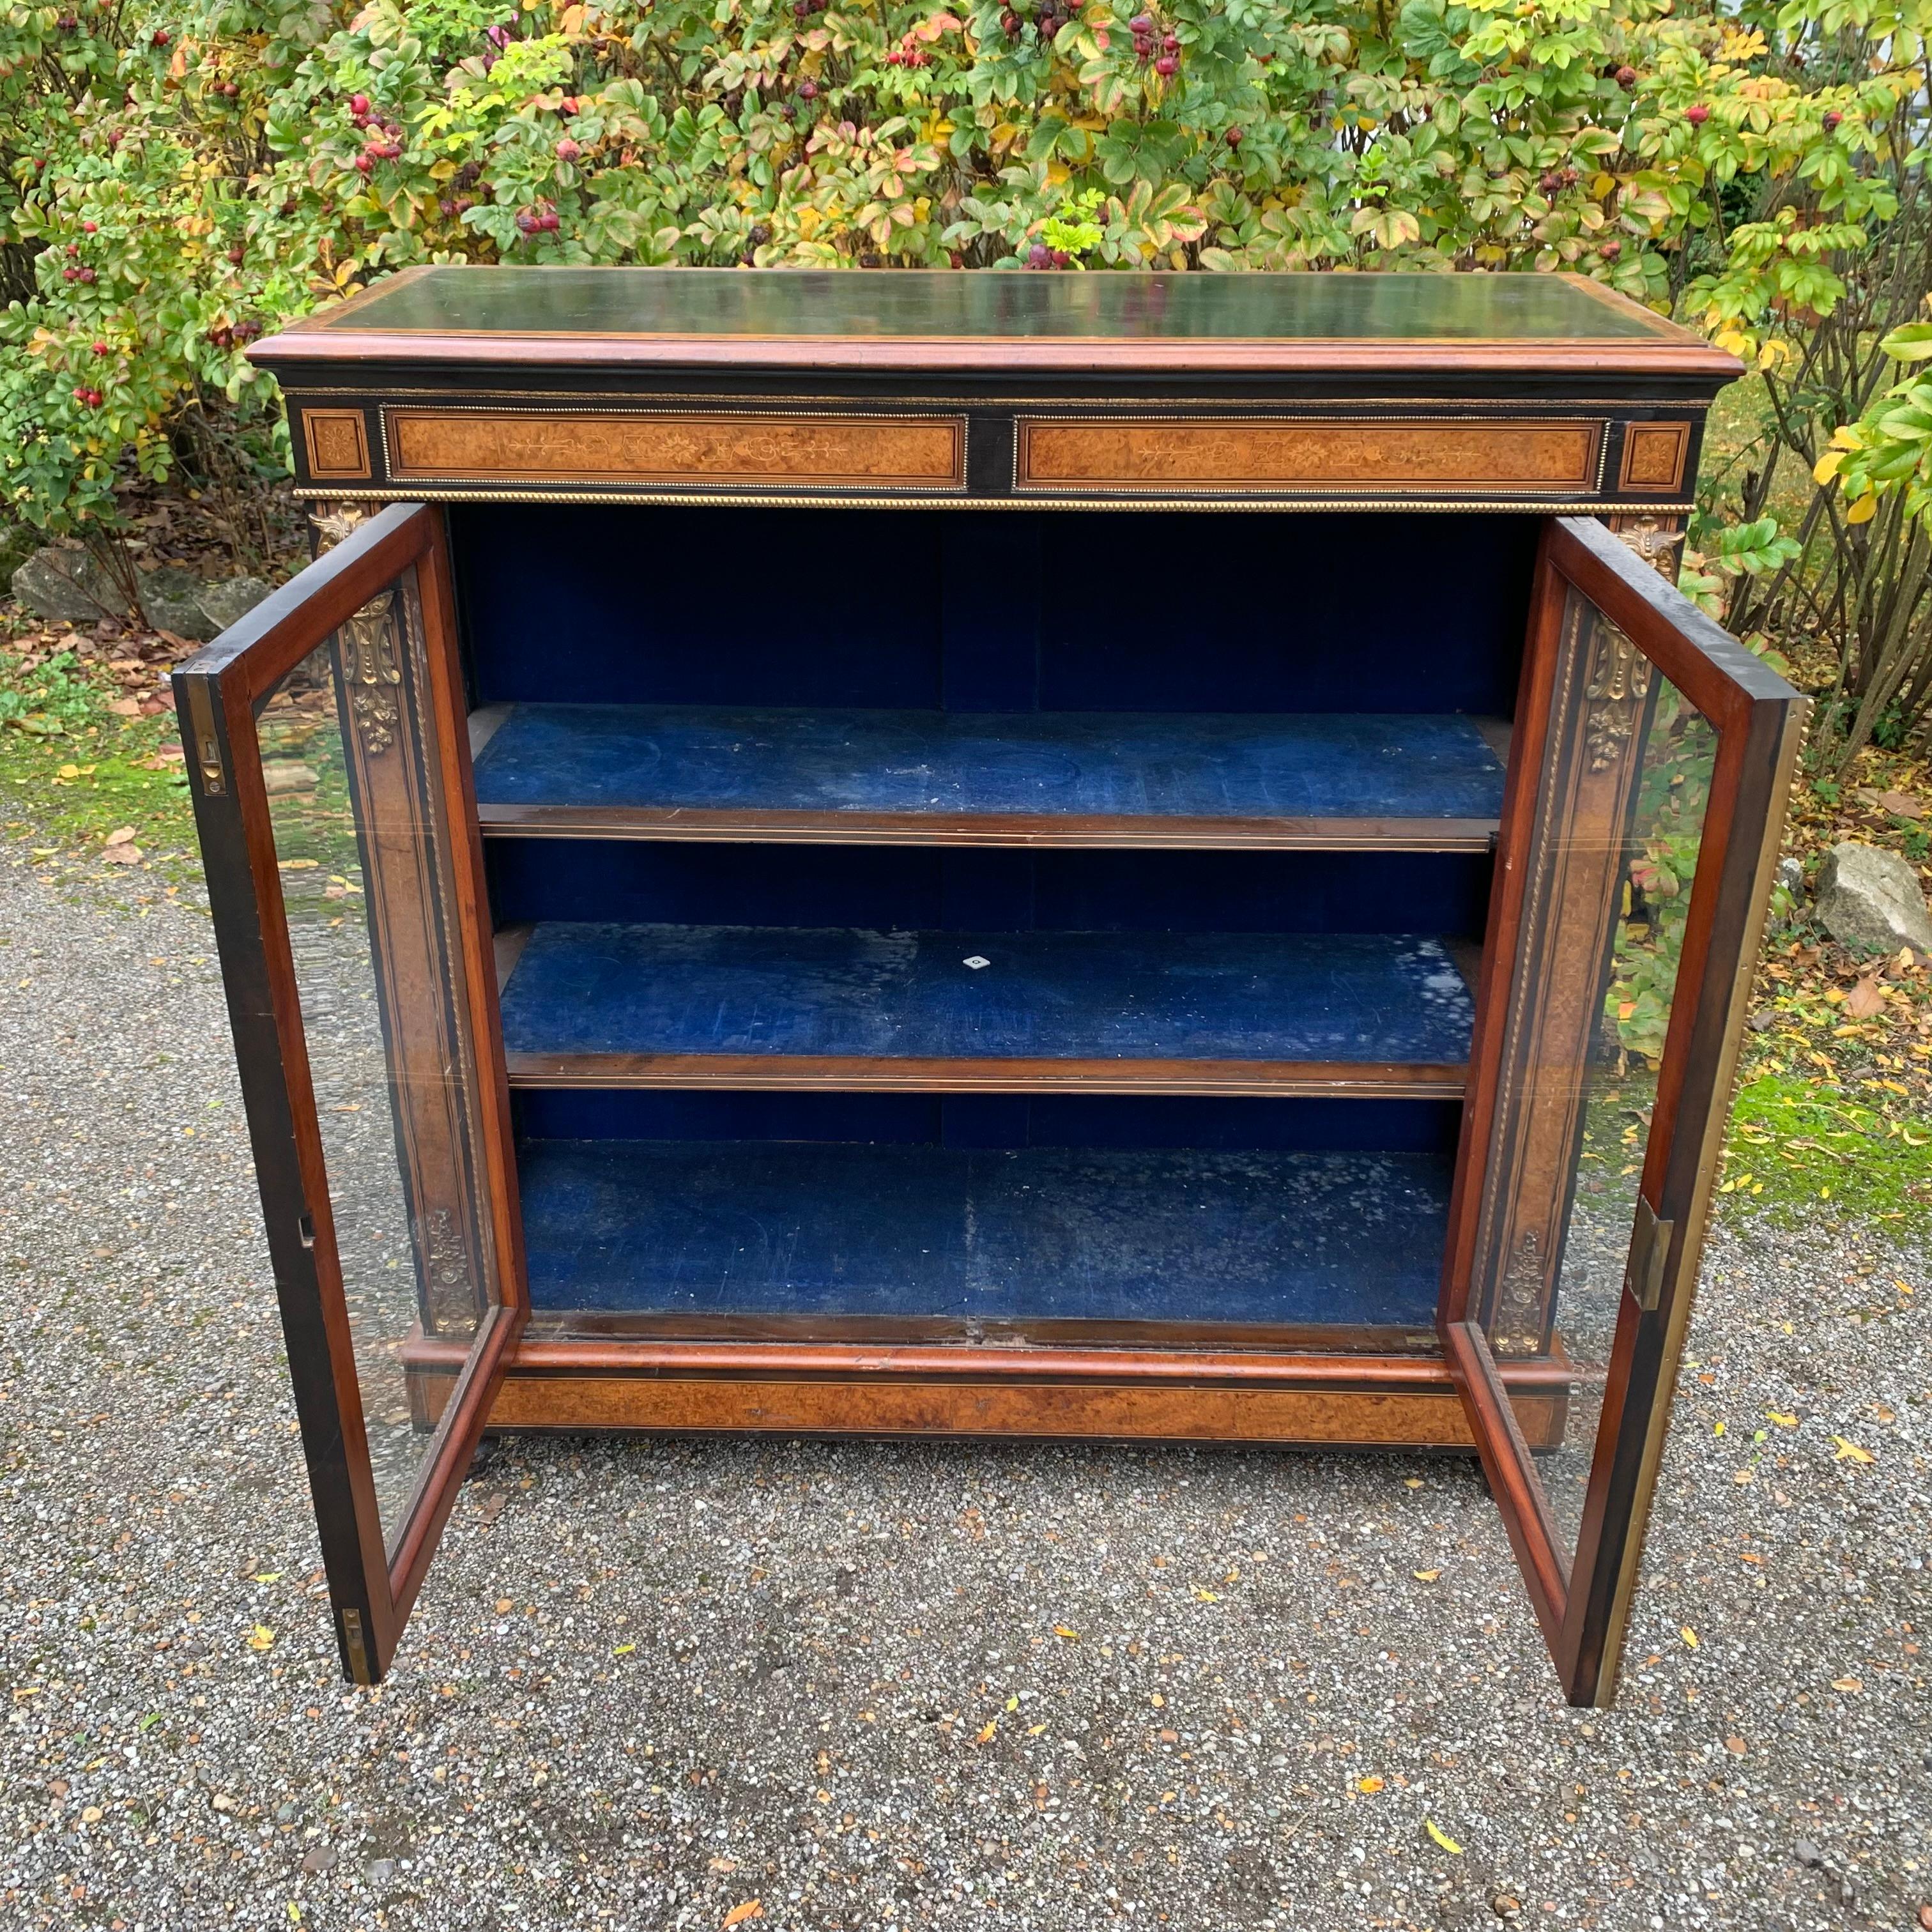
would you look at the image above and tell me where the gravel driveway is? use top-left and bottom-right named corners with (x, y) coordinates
top-left (1, 850), bottom-right (1927, 1931)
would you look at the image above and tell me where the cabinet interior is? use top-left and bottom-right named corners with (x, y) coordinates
top-left (451, 502), bottom-right (1537, 1349)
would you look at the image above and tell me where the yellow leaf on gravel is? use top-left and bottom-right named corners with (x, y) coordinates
top-left (1766, 1411), bottom-right (1798, 1427)
top-left (1831, 1676), bottom-right (1863, 1693)
top-left (613, 1643), bottom-right (635, 1656)
top-left (1681, 1627), bottom-right (1699, 1648)
top-left (1052, 1625), bottom-right (1079, 1640)
top-left (1357, 1775), bottom-right (1384, 1793)
top-left (1832, 1436), bottom-right (1876, 1463)
top-left (246, 1625), bottom-right (275, 1652)
top-left (974, 1721), bottom-right (997, 1744)
top-left (1193, 1588), bottom-right (1220, 1602)
top-left (722, 1904), bottom-right (763, 1929)
top-left (1425, 1819), bottom-right (1464, 1855)
top-left (1413, 1569), bottom-right (1441, 1583)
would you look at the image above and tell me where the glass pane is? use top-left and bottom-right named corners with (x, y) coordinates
top-left (254, 569), bottom-right (499, 1556)
top-left (1471, 585), bottom-right (1716, 1571)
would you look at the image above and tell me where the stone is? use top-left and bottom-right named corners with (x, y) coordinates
top-left (10, 544), bottom-right (126, 624)
top-left (1815, 841), bottom-right (1932, 956)
top-left (136, 565), bottom-right (216, 641)
top-left (197, 574), bottom-right (273, 634)
top-left (1776, 857), bottom-right (1804, 899)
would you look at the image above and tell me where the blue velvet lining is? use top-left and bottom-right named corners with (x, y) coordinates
top-left (498, 923), bottom-right (1474, 1066)
top-left (485, 841), bottom-right (1494, 937)
top-left (471, 705), bottom-right (1506, 824)
top-left (509, 1089), bottom-right (1463, 1154)
top-left (452, 505), bottom-right (1535, 715)
top-left (516, 1137), bottom-right (1451, 1326)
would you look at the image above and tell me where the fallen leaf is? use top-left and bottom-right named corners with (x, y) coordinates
top-left (245, 1625), bottom-right (275, 1652)
top-left (1413, 1569), bottom-right (1441, 1583)
top-left (1732, 1469), bottom-right (1754, 1485)
top-left (101, 842), bottom-right (141, 866)
top-left (721, 1903), bottom-right (763, 1929)
top-left (974, 1720), bottom-right (997, 1745)
top-left (104, 825), bottom-right (137, 847)
top-left (708, 1857), bottom-right (737, 1873)
top-left (1878, 790), bottom-right (1924, 818)
top-left (494, 1598), bottom-right (512, 1614)
top-left (1026, 1722), bottom-right (1048, 1736)
top-left (1765, 1411), bottom-right (1798, 1427)
top-left (1846, 977), bottom-right (1886, 1020)
top-left (475, 1492), bottom-right (507, 1528)
top-left (1725, 1736), bottom-right (1748, 1755)
top-left (1831, 1676), bottom-right (1863, 1693)
top-left (1357, 1775), bottom-right (1384, 1793)
top-left (1680, 1627), bottom-right (1699, 1649)
top-left (1832, 1436), bottom-right (1876, 1464)
top-left (251, 1572), bottom-right (280, 1584)
top-left (81, 1805), bottom-right (102, 1823)
top-left (1425, 1818), bottom-right (1464, 1855)
top-left (612, 1643), bottom-right (635, 1657)
top-left (1052, 1625), bottom-right (1079, 1641)
top-left (1193, 1588), bottom-right (1220, 1603)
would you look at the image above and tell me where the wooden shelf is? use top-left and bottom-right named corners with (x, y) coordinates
top-left (514, 1137), bottom-right (1452, 1333)
top-left (470, 703), bottom-right (1508, 849)
top-left (496, 922), bottom-right (1477, 1095)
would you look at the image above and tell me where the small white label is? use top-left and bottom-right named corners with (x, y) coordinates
top-left (962, 955), bottom-right (991, 970)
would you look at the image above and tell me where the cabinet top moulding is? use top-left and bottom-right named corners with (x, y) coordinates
top-left (250, 265), bottom-right (1738, 383)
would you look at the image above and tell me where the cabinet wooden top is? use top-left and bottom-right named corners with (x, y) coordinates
top-left (250, 265), bottom-right (1737, 382)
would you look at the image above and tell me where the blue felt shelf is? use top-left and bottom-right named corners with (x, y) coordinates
top-left (516, 1137), bottom-right (1451, 1329)
top-left (471, 704), bottom-right (1506, 845)
top-left (497, 923), bottom-right (1474, 1087)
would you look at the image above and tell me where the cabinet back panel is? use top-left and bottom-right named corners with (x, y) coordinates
top-left (511, 1088), bottom-right (1462, 1154)
top-left (452, 504), bottom-right (1534, 715)
top-left (486, 841), bottom-right (1492, 937)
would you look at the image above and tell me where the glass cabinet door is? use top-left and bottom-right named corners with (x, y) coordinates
top-left (176, 503), bottom-right (524, 1684)
top-left (1443, 515), bottom-right (1805, 1706)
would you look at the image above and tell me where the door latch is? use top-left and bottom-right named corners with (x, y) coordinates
top-left (1625, 1197), bottom-right (1675, 1314)
top-left (183, 678), bottom-right (226, 796)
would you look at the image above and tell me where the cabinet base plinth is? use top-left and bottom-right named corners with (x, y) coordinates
top-left (405, 1337), bottom-right (1572, 1450)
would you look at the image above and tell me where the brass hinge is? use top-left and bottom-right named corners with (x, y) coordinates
top-left (341, 1606), bottom-right (372, 1685)
top-left (183, 678), bottom-right (226, 797)
top-left (1625, 1197), bottom-right (1676, 1314)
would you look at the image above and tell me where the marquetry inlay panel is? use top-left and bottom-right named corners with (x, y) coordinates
top-left (383, 409), bottom-right (966, 490)
top-left (1015, 417), bottom-right (1604, 494)
top-left (1617, 421), bottom-right (1690, 493)
top-left (302, 408), bottom-right (372, 481)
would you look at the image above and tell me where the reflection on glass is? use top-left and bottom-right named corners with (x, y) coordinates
top-left (256, 574), bottom-right (497, 1556)
top-left (1479, 590), bottom-right (1714, 1570)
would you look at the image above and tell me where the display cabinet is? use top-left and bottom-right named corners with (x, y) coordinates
top-left (178, 267), bottom-right (1802, 1702)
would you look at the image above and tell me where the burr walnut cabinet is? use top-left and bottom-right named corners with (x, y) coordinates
top-left (177, 266), bottom-right (1802, 1702)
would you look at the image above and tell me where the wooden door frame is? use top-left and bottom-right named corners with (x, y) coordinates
top-left (176, 502), bottom-right (526, 1682)
top-left (1439, 514), bottom-right (1804, 1705)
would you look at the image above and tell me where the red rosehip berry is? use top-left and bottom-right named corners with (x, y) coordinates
top-left (798, 78), bottom-right (818, 98)
top-left (1051, 249), bottom-right (1070, 268)
top-left (354, 154), bottom-right (373, 173)
top-left (91, 340), bottom-right (109, 355)
top-left (1822, 110), bottom-right (1842, 130)
top-left (77, 266), bottom-right (95, 282)
top-left (516, 211), bottom-right (538, 233)
top-left (1601, 239), bottom-right (1621, 260)
top-left (1225, 126), bottom-right (1243, 146)
top-left (62, 266), bottom-right (79, 281)
top-left (556, 137), bottom-right (580, 160)
top-left (1153, 52), bottom-right (1177, 73)
top-left (1685, 103), bottom-right (1710, 124)
top-left (541, 210), bottom-right (560, 230)
top-left (150, 27), bottom-right (168, 44)
top-left (1539, 171), bottom-right (1561, 194)
top-left (1028, 241), bottom-right (1050, 267)
top-left (1128, 12), bottom-right (1153, 30)
top-left (82, 220), bottom-right (96, 233)
top-left (350, 93), bottom-right (370, 114)
top-left (1614, 65), bottom-right (1637, 88)
top-left (1162, 30), bottom-right (1178, 49)
top-left (227, 244), bottom-right (244, 263)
